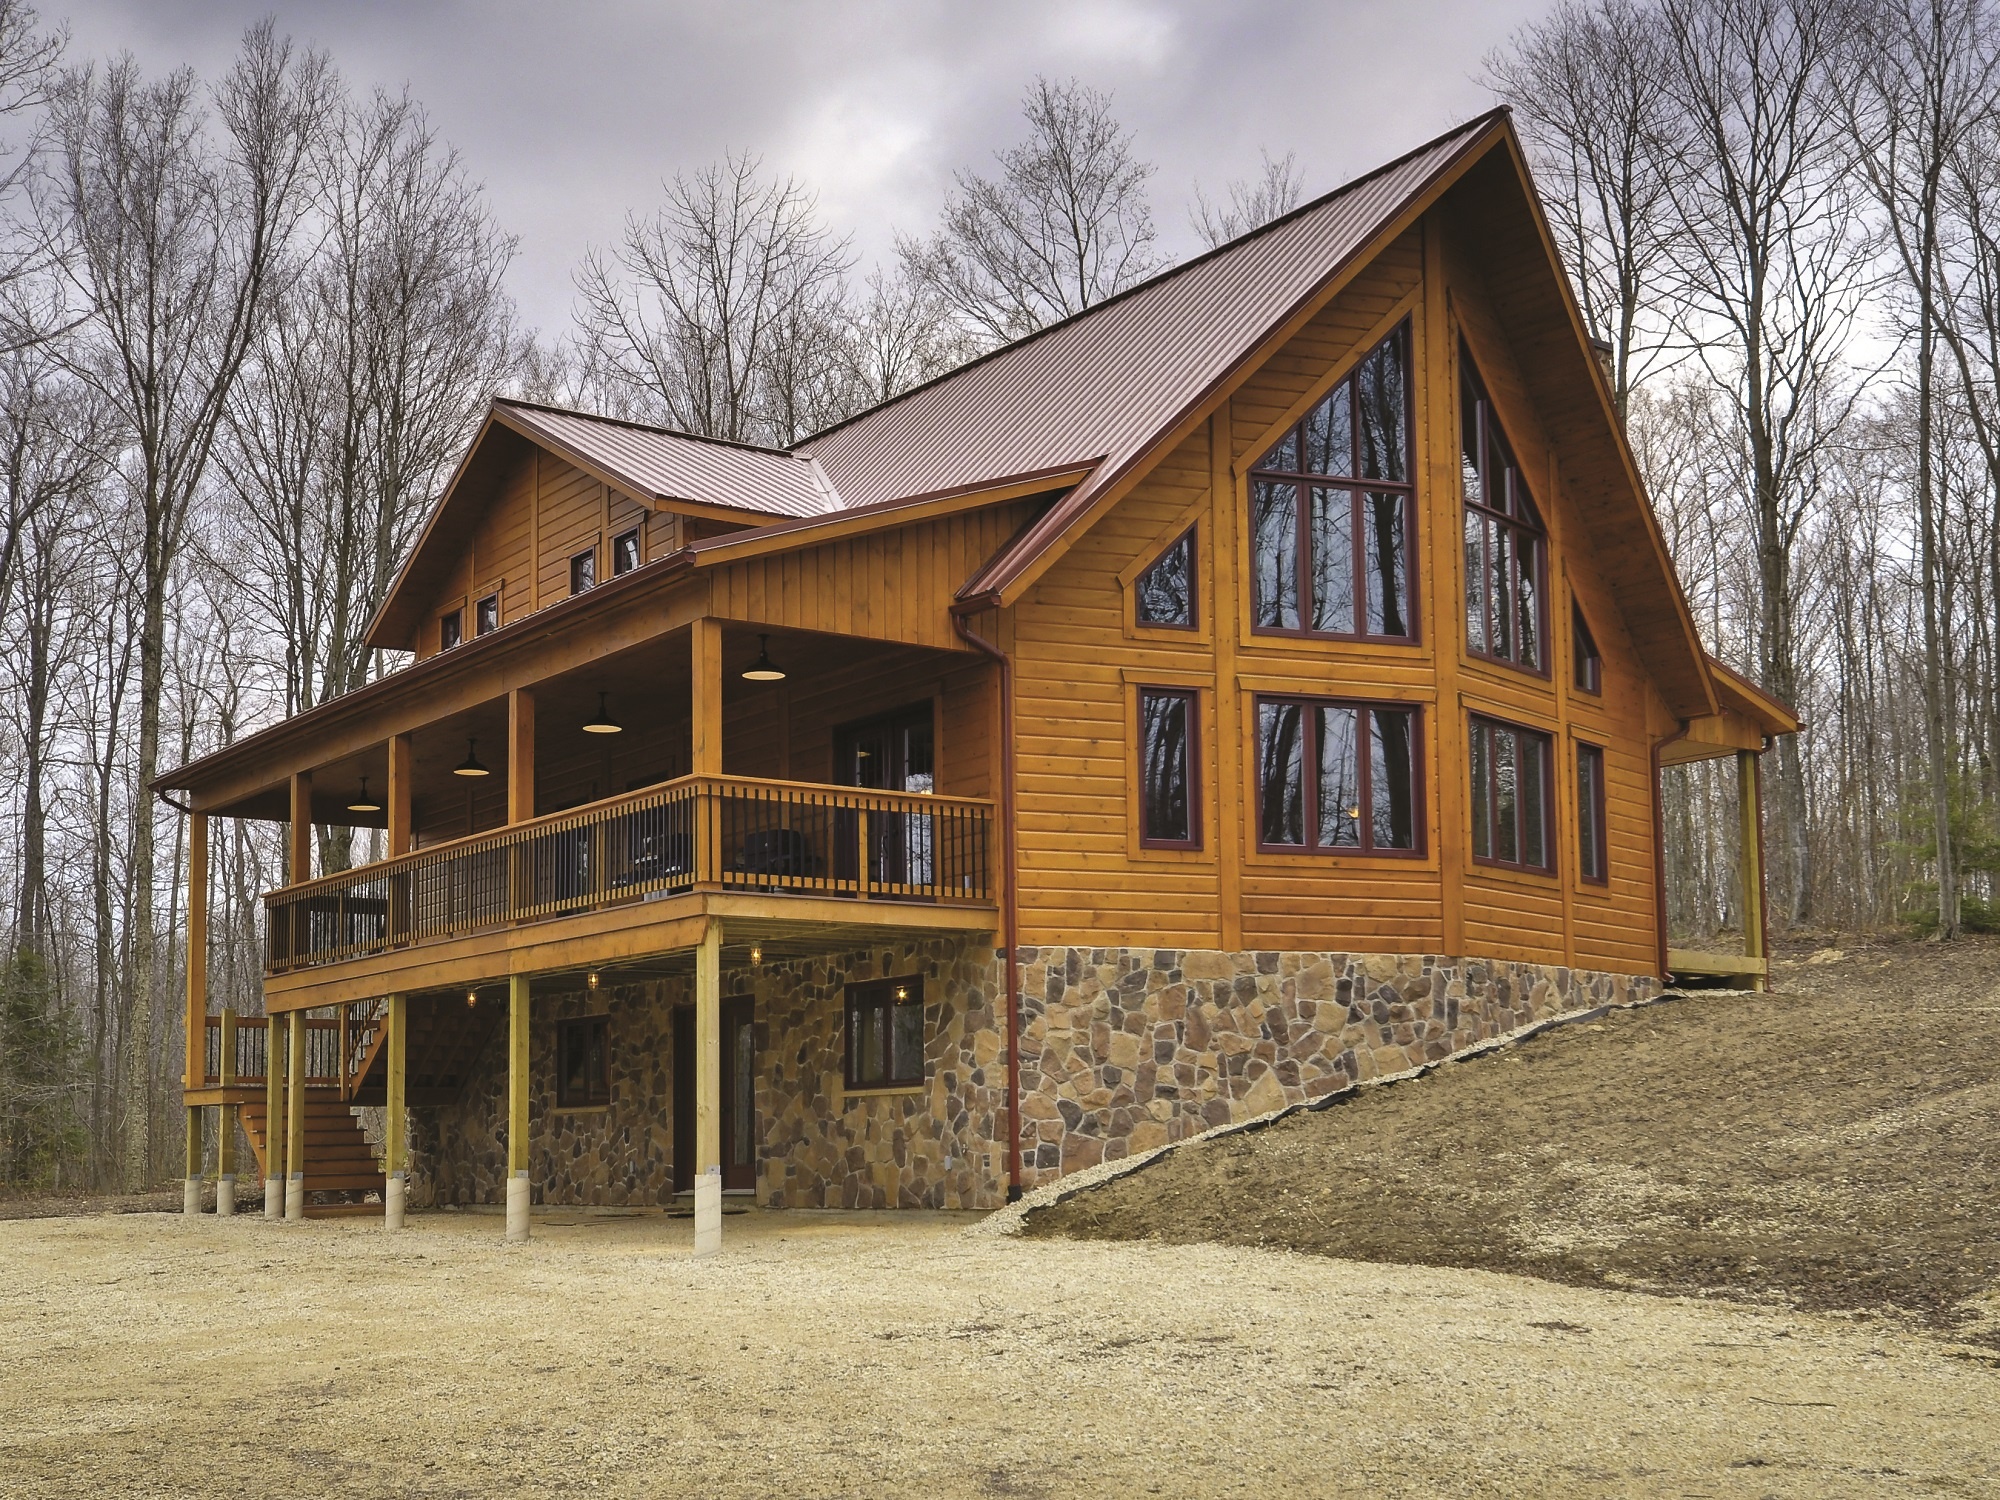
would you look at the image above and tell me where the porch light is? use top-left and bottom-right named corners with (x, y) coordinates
top-left (742, 634), bottom-right (785, 682)
top-left (466, 988), bottom-right (479, 1008)
top-left (750, 944), bottom-right (762, 965)
top-left (587, 970), bottom-right (599, 990)
top-left (582, 692), bottom-right (622, 734)
top-left (454, 738), bottom-right (490, 777)
top-left (346, 777), bottom-right (381, 814)
top-left (895, 984), bottom-right (909, 1001)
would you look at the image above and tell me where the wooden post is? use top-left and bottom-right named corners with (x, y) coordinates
top-left (285, 1010), bottom-right (306, 1222)
top-left (508, 689), bottom-right (536, 824)
top-left (1209, 408), bottom-right (1243, 952)
top-left (263, 1014), bottom-right (284, 1219)
top-left (386, 733), bottom-right (413, 857)
top-left (1739, 749), bottom-right (1768, 992)
top-left (288, 772), bottom-right (313, 886)
top-left (385, 994), bottom-right (407, 1230)
top-left (183, 1106), bottom-right (202, 1216)
top-left (506, 974), bottom-right (530, 1242)
top-left (216, 1009), bottom-right (237, 1217)
top-left (1422, 213), bottom-right (1468, 960)
top-left (691, 618), bottom-right (723, 776)
top-left (183, 811), bottom-right (208, 1217)
top-left (693, 918), bottom-right (722, 1257)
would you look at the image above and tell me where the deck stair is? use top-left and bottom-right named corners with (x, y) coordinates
top-left (239, 1090), bottom-right (385, 1215)
top-left (348, 995), bottom-right (503, 1107)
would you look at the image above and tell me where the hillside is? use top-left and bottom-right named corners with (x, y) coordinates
top-left (1024, 939), bottom-right (2000, 1345)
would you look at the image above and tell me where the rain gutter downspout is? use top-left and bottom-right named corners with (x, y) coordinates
top-left (951, 599), bottom-right (1022, 1203)
top-left (1651, 720), bottom-right (1691, 982)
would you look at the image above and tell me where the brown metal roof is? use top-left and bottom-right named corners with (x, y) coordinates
top-left (798, 111), bottom-right (1507, 600)
top-left (495, 400), bottom-right (840, 519)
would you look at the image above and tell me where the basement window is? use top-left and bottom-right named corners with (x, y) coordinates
top-left (557, 1015), bottom-right (610, 1108)
top-left (612, 527), bottom-right (642, 576)
top-left (845, 977), bottom-right (924, 1090)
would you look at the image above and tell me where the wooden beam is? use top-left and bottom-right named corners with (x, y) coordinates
top-left (1423, 213), bottom-right (1467, 959)
top-left (184, 812), bottom-right (207, 1093)
top-left (284, 1011), bottom-right (306, 1221)
top-left (386, 993), bottom-right (407, 1230)
top-left (1739, 749), bottom-right (1767, 993)
top-left (693, 917), bottom-right (722, 1256)
top-left (690, 618), bottom-right (723, 775)
top-left (506, 974), bottom-right (530, 1242)
top-left (288, 772), bottom-right (312, 885)
top-left (387, 733), bottom-right (413, 856)
top-left (508, 688), bottom-right (535, 824)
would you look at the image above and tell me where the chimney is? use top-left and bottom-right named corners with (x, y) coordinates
top-left (1588, 336), bottom-right (1616, 388)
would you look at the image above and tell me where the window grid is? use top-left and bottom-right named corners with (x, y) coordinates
top-left (1469, 713), bottom-right (1556, 874)
top-left (1253, 696), bottom-right (1423, 857)
top-left (845, 977), bottom-right (925, 1090)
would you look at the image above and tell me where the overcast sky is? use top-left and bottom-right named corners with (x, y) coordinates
top-left (50, 0), bottom-right (1546, 337)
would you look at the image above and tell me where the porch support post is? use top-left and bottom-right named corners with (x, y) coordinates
top-left (693, 917), bottom-right (722, 1257)
top-left (691, 618), bottom-right (723, 776)
top-left (1738, 749), bottom-right (1768, 993)
top-left (184, 809), bottom-right (208, 1216)
top-left (384, 994), bottom-right (407, 1230)
top-left (506, 974), bottom-right (530, 1242)
top-left (508, 689), bottom-right (535, 824)
top-left (216, 1009), bottom-right (237, 1217)
top-left (387, 732), bottom-right (413, 856)
top-left (285, 1009), bottom-right (306, 1222)
top-left (263, 1013), bottom-right (284, 1219)
top-left (288, 772), bottom-right (312, 885)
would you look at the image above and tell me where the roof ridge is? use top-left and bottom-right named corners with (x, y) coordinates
top-left (795, 108), bottom-right (1512, 452)
top-left (495, 396), bottom-right (808, 459)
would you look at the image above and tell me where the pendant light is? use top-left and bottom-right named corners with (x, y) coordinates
top-left (742, 634), bottom-right (786, 682)
top-left (582, 691), bottom-right (622, 734)
top-left (454, 738), bottom-right (490, 777)
top-left (346, 777), bottom-right (381, 814)
top-left (466, 987), bottom-right (479, 1008)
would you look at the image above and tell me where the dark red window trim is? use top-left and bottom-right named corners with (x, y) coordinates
top-left (1468, 712), bottom-right (1557, 875)
top-left (1137, 685), bottom-right (1202, 849)
top-left (844, 976), bottom-right (925, 1090)
top-left (1134, 524), bottom-right (1199, 631)
top-left (1461, 349), bottom-right (1549, 680)
top-left (438, 608), bottom-right (463, 652)
top-left (1253, 695), bottom-right (1425, 858)
top-left (1577, 739), bottom-right (1609, 885)
top-left (1572, 600), bottom-right (1602, 695)
top-left (1249, 319), bottom-right (1419, 645)
top-left (474, 592), bottom-right (500, 637)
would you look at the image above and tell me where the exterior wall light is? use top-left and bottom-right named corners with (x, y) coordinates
top-left (582, 692), bottom-right (622, 734)
top-left (587, 970), bottom-right (600, 990)
top-left (454, 738), bottom-right (490, 777)
top-left (750, 944), bottom-right (762, 965)
top-left (466, 988), bottom-right (479, 1008)
top-left (742, 635), bottom-right (786, 682)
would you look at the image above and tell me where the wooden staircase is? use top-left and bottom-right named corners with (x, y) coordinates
top-left (240, 1090), bottom-right (386, 1216)
top-left (349, 994), bottom-right (503, 1106)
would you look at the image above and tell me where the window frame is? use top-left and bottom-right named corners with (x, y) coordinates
top-left (1248, 319), bottom-right (1420, 646)
top-left (1576, 739), bottom-right (1608, 886)
top-left (1572, 600), bottom-right (1602, 695)
top-left (1468, 712), bottom-right (1558, 876)
top-left (1251, 694), bottom-right (1426, 859)
top-left (1460, 349), bottom-right (1550, 679)
top-left (570, 547), bottom-right (597, 595)
top-left (437, 607), bottom-right (463, 653)
top-left (612, 526), bottom-right (642, 576)
top-left (555, 1014), bottom-right (611, 1110)
top-left (1133, 524), bottom-right (1199, 631)
top-left (843, 976), bottom-right (925, 1091)
top-left (1136, 685), bottom-right (1202, 850)
top-left (474, 592), bottom-right (500, 637)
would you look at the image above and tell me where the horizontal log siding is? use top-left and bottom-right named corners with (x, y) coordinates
top-left (536, 456), bottom-right (604, 606)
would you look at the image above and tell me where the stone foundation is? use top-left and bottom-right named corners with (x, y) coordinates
top-left (414, 935), bottom-right (1009, 1212)
top-left (1014, 948), bottom-right (1656, 1190)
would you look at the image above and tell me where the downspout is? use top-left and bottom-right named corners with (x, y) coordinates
top-left (951, 601), bottom-right (1022, 1203)
top-left (1651, 721), bottom-right (1690, 982)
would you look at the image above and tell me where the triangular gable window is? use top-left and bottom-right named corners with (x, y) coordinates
top-left (1135, 525), bottom-right (1197, 629)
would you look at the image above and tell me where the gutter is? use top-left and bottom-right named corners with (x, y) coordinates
top-left (1650, 720), bottom-right (1690, 980)
top-left (950, 600), bottom-right (1023, 1203)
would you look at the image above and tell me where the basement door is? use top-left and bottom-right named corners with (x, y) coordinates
top-left (671, 998), bottom-right (756, 1193)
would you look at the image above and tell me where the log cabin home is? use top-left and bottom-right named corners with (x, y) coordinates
top-left (160, 109), bottom-right (1796, 1245)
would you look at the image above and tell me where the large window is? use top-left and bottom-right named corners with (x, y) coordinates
top-left (1255, 698), bottom-right (1420, 854)
top-left (1138, 687), bottom-right (1199, 847)
top-left (556, 1015), bottom-right (610, 1108)
top-left (845, 977), bottom-right (924, 1090)
top-left (1469, 714), bottom-right (1554, 873)
top-left (1462, 353), bottom-right (1546, 673)
top-left (1135, 526), bottom-right (1197, 628)
top-left (1576, 741), bottom-right (1607, 884)
top-left (1251, 322), bottom-right (1414, 641)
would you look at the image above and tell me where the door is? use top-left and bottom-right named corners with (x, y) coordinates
top-left (833, 704), bottom-right (936, 894)
top-left (671, 999), bottom-right (757, 1193)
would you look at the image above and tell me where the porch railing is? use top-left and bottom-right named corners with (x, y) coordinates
top-left (263, 773), bottom-right (993, 976)
top-left (199, 1002), bottom-right (384, 1094)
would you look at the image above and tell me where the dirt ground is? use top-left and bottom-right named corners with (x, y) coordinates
top-left (2, 1207), bottom-right (1997, 1499)
top-left (1028, 938), bottom-right (2000, 1347)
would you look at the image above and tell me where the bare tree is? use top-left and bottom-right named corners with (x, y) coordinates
top-left (1487, 0), bottom-right (1684, 414)
top-left (1190, 148), bottom-right (1306, 249)
top-left (44, 22), bottom-right (331, 1186)
top-left (899, 76), bottom-right (1158, 346)
top-left (574, 151), bottom-right (853, 446)
top-left (843, 265), bottom-right (974, 407)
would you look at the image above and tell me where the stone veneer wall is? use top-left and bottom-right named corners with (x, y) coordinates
top-left (1014, 948), bottom-right (1658, 1191)
top-left (413, 935), bottom-right (1009, 1211)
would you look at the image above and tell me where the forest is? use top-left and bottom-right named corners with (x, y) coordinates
top-left (0, 0), bottom-right (1993, 1191)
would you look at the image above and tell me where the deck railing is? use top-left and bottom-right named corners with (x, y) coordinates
top-left (200, 1001), bottom-right (384, 1093)
top-left (263, 773), bottom-right (993, 976)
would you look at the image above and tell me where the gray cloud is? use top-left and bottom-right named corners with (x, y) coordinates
top-left (49, 0), bottom-right (1543, 335)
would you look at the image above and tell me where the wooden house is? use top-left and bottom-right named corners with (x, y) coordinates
top-left (161, 110), bottom-right (1795, 1243)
